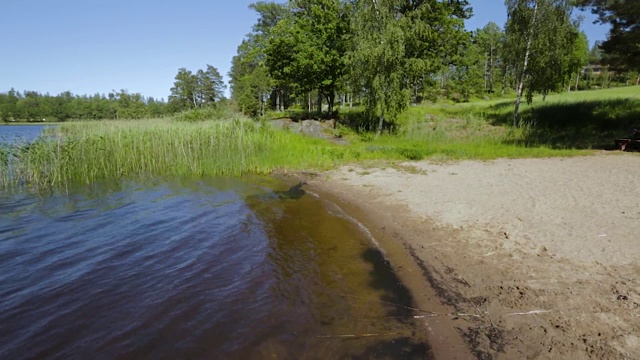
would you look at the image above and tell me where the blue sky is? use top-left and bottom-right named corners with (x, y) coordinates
top-left (0, 0), bottom-right (609, 100)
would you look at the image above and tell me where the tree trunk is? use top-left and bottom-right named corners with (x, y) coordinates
top-left (275, 89), bottom-right (281, 112)
top-left (484, 57), bottom-right (489, 91)
top-left (575, 72), bottom-right (580, 91)
top-left (376, 109), bottom-right (384, 136)
top-left (501, 65), bottom-right (508, 96)
top-left (488, 44), bottom-right (495, 93)
top-left (636, 76), bottom-right (640, 86)
top-left (513, 0), bottom-right (539, 127)
top-left (316, 91), bottom-right (322, 115)
top-left (326, 92), bottom-right (337, 129)
top-left (376, 90), bottom-right (385, 136)
top-left (308, 92), bottom-right (312, 113)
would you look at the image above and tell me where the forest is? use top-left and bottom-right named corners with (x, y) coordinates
top-left (228, 0), bottom-right (639, 130)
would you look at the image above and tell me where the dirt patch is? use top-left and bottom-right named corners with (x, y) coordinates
top-left (306, 153), bottom-right (640, 359)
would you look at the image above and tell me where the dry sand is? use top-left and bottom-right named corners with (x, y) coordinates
top-left (308, 153), bottom-right (640, 359)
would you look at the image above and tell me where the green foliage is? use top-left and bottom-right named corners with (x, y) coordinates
top-left (0, 88), bottom-right (168, 122)
top-left (229, 2), bottom-right (290, 118)
top-left (448, 35), bottom-right (486, 101)
top-left (349, 0), bottom-right (471, 132)
top-left (169, 65), bottom-right (226, 111)
top-left (504, 0), bottom-right (585, 124)
top-left (172, 103), bottom-right (237, 122)
top-left (577, 0), bottom-right (640, 71)
top-left (475, 22), bottom-right (506, 94)
top-left (1, 118), bottom-right (360, 190)
top-left (11, 87), bottom-right (628, 190)
top-left (265, 0), bottom-right (349, 114)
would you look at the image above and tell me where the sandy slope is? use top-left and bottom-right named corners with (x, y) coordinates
top-left (311, 153), bottom-right (640, 359)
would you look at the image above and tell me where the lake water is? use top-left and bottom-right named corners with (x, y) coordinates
top-left (0, 176), bottom-right (430, 359)
top-left (0, 125), bottom-right (50, 144)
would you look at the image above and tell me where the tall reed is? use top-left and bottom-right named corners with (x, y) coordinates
top-left (0, 118), bottom-right (356, 190)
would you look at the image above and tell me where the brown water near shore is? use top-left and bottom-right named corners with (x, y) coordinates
top-left (297, 176), bottom-right (475, 360)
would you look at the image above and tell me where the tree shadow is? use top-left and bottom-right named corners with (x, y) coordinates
top-left (361, 247), bottom-right (414, 321)
top-left (338, 111), bottom-right (395, 134)
top-left (350, 336), bottom-right (433, 360)
top-left (351, 247), bottom-right (433, 360)
top-left (488, 98), bottom-right (640, 149)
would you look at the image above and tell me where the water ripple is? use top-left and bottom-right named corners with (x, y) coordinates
top-left (0, 177), bottom-right (426, 359)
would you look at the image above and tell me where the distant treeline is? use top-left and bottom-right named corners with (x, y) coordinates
top-left (0, 89), bottom-right (173, 122)
top-left (1, 64), bottom-right (228, 122)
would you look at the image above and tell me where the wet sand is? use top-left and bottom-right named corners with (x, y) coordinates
top-left (303, 153), bottom-right (640, 359)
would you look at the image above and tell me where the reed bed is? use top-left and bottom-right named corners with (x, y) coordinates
top-left (0, 118), bottom-right (357, 190)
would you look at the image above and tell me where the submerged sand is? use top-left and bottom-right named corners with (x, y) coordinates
top-left (309, 153), bottom-right (640, 359)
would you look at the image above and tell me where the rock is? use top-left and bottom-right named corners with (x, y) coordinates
top-left (267, 118), bottom-right (294, 130)
top-left (300, 120), bottom-right (326, 138)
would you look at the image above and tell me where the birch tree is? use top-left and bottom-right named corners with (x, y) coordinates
top-left (350, 0), bottom-right (471, 134)
top-left (505, 0), bottom-right (579, 126)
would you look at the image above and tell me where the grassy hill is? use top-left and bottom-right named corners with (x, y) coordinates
top-left (393, 86), bottom-right (640, 150)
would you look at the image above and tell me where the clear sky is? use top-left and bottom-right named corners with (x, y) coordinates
top-left (0, 0), bottom-right (609, 100)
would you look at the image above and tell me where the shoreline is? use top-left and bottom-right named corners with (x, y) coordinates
top-left (296, 152), bottom-right (640, 359)
top-left (304, 182), bottom-right (477, 360)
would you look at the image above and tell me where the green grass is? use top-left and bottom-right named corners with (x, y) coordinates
top-left (4, 87), bottom-right (638, 191)
top-left (0, 118), bottom-right (367, 190)
top-left (390, 86), bottom-right (640, 150)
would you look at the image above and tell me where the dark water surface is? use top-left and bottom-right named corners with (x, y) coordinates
top-left (0, 125), bottom-right (50, 144)
top-left (0, 177), bottom-right (429, 359)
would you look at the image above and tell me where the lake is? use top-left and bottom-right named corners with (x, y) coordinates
top-left (0, 125), bottom-right (51, 144)
top-left (0, 176), bottom-right (430, 359)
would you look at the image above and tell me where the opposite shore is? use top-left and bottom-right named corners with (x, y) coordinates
top-left (300, 153), bottom-right (640, 359)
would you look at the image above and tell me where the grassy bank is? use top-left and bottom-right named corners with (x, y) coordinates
top-left (1, 117), bottom-right (579, 190)
top-left (0, 118), bottom-right (358, 189)
top-left (7, 87), bottom-right (638, 190)
top-left (399, 86), bottom-right (640, 149)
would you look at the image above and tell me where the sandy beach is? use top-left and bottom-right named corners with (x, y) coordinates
top-left (307, 153), bottom-right (640, 359)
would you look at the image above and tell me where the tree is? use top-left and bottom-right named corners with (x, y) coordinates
top-left (400, 0), bottom-right (472, 103)
top-left (265, 0), bottom-right (350, 118)
top-left (504, 0), bottom-right (580, 126)
top-left (350, 0), bottom-right (407, 134)
top-left (114, 90), bottom-right (148, 120)
top-left (350, 0), bottom-right (471, 134)
top-left (169, 68), bottom-right (198, 111)
top-left (476, 22), bottom-right (505, 94)
top-left (450, 34), bottom-right (486, 101)
top-left (169, 65), bottom-right (226, 111)
top-left (576, 0), bottom-right (640, 71)
top-left (0, 88), bottom-right (20, 121)
top-left (230, 2), bottom-right (290, 117)
top-left (568, 31), bottom-right (590, 91)
top-left (196, 65), bottom-right (226, 105)
top-left (0, 89), bottom-right (170, 121)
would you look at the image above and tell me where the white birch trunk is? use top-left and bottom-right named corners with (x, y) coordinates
top-left (513, 0), bottom-right (539, 127)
